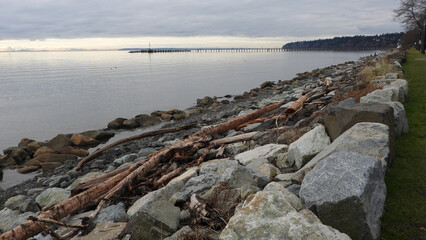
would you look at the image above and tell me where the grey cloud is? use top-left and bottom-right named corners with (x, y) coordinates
top-left (0, 0), bottom-right (402, 40)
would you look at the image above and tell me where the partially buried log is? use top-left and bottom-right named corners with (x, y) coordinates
top-left (0, 100), bottom-right (288, 240)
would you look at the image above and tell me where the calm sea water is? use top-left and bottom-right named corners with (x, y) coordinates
top-left (0, 50), bottom-right (375, 151)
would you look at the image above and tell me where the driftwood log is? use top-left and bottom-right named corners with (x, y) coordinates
top-left (0, 99), bottom-right (291, 240)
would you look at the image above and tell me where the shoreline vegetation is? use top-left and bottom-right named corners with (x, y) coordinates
top-left (0, 49), bottom-right (412, 239)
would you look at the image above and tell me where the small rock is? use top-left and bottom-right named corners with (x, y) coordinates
top-left (220, 165), bottom-right (268, 189)
top-left (41, 162), bottom-right (62, 171)
top-left (94, 202), bottom-right (128, 224)
top-left (112, 153), bottom-right (138, 167)
top-left (11, 148), bottom-right (30, 164)
top-left (137, 147), bottom-right (157, 158)
top-left (122, 118), bottom-right (139, 129)
top-left (4, 195), bottom-right (26, 210)
top-left (161, 113), bottom-right (173, 121)
top-left (260, 81), bottom-right (275, 89)
top-left (18, 138), bottom-right (35, 148)
top-left (337, 97), bottom-right (356, 106)
top-left (35, 188), bottom-right (70, 208)
top-left (164, 226), bottom-right (193, 240)
top-left (197, 96), bottom-right (214, 107)
top-left (171, 173), bottom-right (220, 204)
top-left (234, 144), bottom-right (287, 166)
top-left (68, 172), bottom-right (105, 191)
top-left (107, 118), bottom-right (127, 129)
top-left (80, 130), bottom-right (115, 141)
top-left (134, 114), bottom-right (161, 127)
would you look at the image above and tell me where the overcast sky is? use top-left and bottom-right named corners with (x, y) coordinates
top-left (0, 0), bottom-right (403, 50)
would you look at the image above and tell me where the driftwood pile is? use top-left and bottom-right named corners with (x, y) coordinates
top-left (1, 97), bottom-right (314, 240)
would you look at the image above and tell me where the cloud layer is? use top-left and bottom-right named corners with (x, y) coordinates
top-left (0, 0), bottom-right (402, 41)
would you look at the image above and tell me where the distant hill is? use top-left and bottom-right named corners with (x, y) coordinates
top-left (282, 33), bottom-right (403, 50)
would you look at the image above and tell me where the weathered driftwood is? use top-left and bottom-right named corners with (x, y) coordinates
top-left (285, 95), bottom-right (308, 113)
top-left (0, 100), bottom-right (287, 240)
top-left (76, 123), bottom-right (198, 170)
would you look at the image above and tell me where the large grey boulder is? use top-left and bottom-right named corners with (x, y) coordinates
top-left (219, 190), bottom-right (351, 240)
top-left (300, 151), bottom-right (386, 240)
top-left (324, 103), bottom-right (395, 141)
top-left (171, 173), bottom-right (219, 204)
top-left (234, 144), bottom-right (287, 166)
top-left (287, 124), bottom-right (330, 169)
top-left (128, 180), bottom-right (184, 217)
top-left (292, 122), bottom-right (390, 184)
top-left (360, 89), bottom-right (396, 103)
top-left (125, 200), bottom-right (180, 240)
top-left (383, 101), bottom-right (409, 136)
top-left (246, 158), bottom-right (280, 181)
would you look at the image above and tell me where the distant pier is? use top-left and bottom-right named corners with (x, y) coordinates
top-left (128, 47), bottom-right (388, 53)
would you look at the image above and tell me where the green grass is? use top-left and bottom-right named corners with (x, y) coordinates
top-left (381, 49), bottom-right (426, 240)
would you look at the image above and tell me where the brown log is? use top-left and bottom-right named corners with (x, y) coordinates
top-left (0, 101), bottom-right (285, 240)
top-left (76, 123), bottom-right (197, 170)
top-left (285, 95), bottom-right (308, 113)
top-left (210, 132), bottom-right (258, 146)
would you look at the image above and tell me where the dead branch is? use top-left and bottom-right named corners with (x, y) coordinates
top-left (28, 216), bottom-right (85, 229)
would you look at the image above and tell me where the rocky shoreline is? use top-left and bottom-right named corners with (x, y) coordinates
top-left (0, 49), bottom-right (408, 240)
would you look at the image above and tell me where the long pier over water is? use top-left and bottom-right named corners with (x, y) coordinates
top-left (128, 47), bottom-right (387, 53)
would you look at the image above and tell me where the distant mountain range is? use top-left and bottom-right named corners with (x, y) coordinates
top-left (282, 33), bottom-right (403, 50)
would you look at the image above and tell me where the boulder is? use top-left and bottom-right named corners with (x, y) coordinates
top-left (35, 188), bottom-right (70, 208)
top-left (161, 113), bottom-right (173, 121)
top-left (234, 144), bottom-right (288, 166)
top-left (337, 97), bottom-right (356, 106)
top-left (71, 222), bottom-right (127, 240)
top-left (93, 202), bottom-right (128, 224)
top-left (383, 101), bottom-right (409, 136)
top-left (220, 190), bottom-right (350, 240)
top-left (4, 195), bottom-right (26, 210)
top-left (125, 200), bottom-right (180, 239)
top-left (11, 148), bottom-right (30, 164)
top-left (18, 138), bottom-right (35, 148)
top-left (260, 81), bottom-right (275, 89)
top-left (384, 72), bottom-right (398, 79)
top-left (0, 155), bottom-right (16, 167)
top-left (71, 134), bottom-right (98, 146)
top-left (26, 141), bottom-right (44, 152)
top-left (46, 134), bottom-right (73, 151)
top-left (300, 151), bottom-right (386, 240)
top-left (0, 208), bottom-right (37, 233)
top-left (34, 146), bottom-right (56, 157)
top-left (59, 146), bottom-right (89, 157)
top-left (80, 130), bottom-right (114, 141)
top-left (68, 172), bottom-right (105, 191)
top-left (134, 114), bottom-right (161, 127)
top-left (246, 158), bottom-right (280, 181)
top-left (171, 173), bottom-right (219, 204)
top-left (122, 118), bottom-right (139, 129)
top-left (196, 96), bottom-right (214, 107)
top-left (324, 103), bottom-right (395, 141)
top-left (287, 124), bottom-right (330, 169)
top-left (128, 180), bottom-right (184, 217)
top-left (107, 118), bottom-right (127, 129)
top-left (383, 85), bottom-right (405, 102)
top-left (360, 89), bottom-right (397, 104)
top-left (169, 167), bottom-right (199, 184)
top-left (199, 158), bottom-right (237, 175)
top-left (220, 165), bottom-right (268, 189)
top-left (292, 122), bottom-right (390, 184)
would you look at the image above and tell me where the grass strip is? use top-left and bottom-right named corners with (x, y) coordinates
top-left (381, 49), bottom-right (426, 240)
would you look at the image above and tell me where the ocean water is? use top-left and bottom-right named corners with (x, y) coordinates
top-left (0, 50), bottom-right (375, 151)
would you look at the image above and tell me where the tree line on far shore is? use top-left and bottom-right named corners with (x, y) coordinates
top-left (282, 33), bottom-right (403, 50)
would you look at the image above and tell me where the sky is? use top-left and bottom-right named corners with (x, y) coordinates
top-left (0, 0), bottom-right (403, 51)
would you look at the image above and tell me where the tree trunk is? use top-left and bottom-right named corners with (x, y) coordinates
top-left (421, 19), bottom-right (426, 54)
